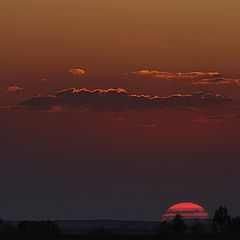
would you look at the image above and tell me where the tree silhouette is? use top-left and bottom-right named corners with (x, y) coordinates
top-left (229, 215), bottom-right (240, 235)
top-left (191, 220), bottom-right (204, 238)
top-left (0, 219), bottom-right (4, 233)
top-left (2, 222), bottom-right (16, 235)
top-left (158, 220), bottom-right (172, 236)
top-left (171, 214), bottom-right (186, 237)
top-left (213, 206), bottom-right (231, 234)
top-left (18, 220), bottom-right (59, 236)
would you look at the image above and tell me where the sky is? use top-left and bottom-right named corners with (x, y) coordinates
top-left (0, 0), bottom-right (240, 220)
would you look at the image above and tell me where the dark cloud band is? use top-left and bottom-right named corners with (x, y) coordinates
top-left (18, 88), bottom-right (236, 112)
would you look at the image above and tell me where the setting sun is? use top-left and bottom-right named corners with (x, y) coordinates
top-left (162, 202), bottom-right (209, 221)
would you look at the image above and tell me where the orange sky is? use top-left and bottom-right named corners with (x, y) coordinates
top-left (1, 0), bottom-right (240, 84)
top-left (0, 0), bottom-right (240, 105)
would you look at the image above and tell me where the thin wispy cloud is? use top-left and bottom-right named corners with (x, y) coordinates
top-left (130, 70), bottom-right (222, 79)
top-left (68, 68), bottom-right (86, 76)
top-left (129, 69), bottom-right (240, 87)
top-left (191, 78), bottom-right (240, 86)
top-left (1, 85), bottom-right (24, 92)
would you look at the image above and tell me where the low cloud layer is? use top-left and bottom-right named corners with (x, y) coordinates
top-left (18, 88), bottom-right (237, 112)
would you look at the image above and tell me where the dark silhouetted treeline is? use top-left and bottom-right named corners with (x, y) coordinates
top-left (0, 220), bottom-right (59, 239)
top-left (1, 206), bottom-right (240, 239)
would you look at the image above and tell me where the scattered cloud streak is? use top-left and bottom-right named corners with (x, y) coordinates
top-left (0, 85), bottom-right (24, 92)
top-left (129, 70), bottom-right (240, 87)
top-left (7, 85), bottom-right (24, 92)
top-left (191, 78), bottom-right (240, 86)
top-left (130, 70), bottom-right (223, 79)
top-left (68, 68), bottom-right (86, 76)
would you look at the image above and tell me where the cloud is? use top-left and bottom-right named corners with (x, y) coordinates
top-left (18, 88), bottom-right (236, 112)
top-left (130, 70), bottom-right (223, 79)
top-left (129, 69), bottom-right (240, 87)
top-left (68, 68), bottom-right (86, 76)
top-left (8, 85), bottom-right (24, 92)
top-left (191, 78), bottom-right (240, 86)
top-left (3, 85), bottom-right (24, 92)
top-left (20, 95), bottom-right (58, 110)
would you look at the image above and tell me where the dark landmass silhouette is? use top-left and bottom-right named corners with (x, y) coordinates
top-left (0, 206), bottom-right (240, 239)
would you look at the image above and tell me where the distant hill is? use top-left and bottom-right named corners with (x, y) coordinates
top-left (55, 220), bottom-right (161, 234)
top-left (6, 218), bottom-right (212, 235)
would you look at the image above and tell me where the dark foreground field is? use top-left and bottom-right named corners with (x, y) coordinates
top-left (1, 234), bottom-right (240, 240)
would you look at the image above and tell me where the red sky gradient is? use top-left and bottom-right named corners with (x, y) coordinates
top-left (0, 0), bottom-right (240, 220)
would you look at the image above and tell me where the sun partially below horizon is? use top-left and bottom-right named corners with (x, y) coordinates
top-left (162, 202), bottom-right (209, 221)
